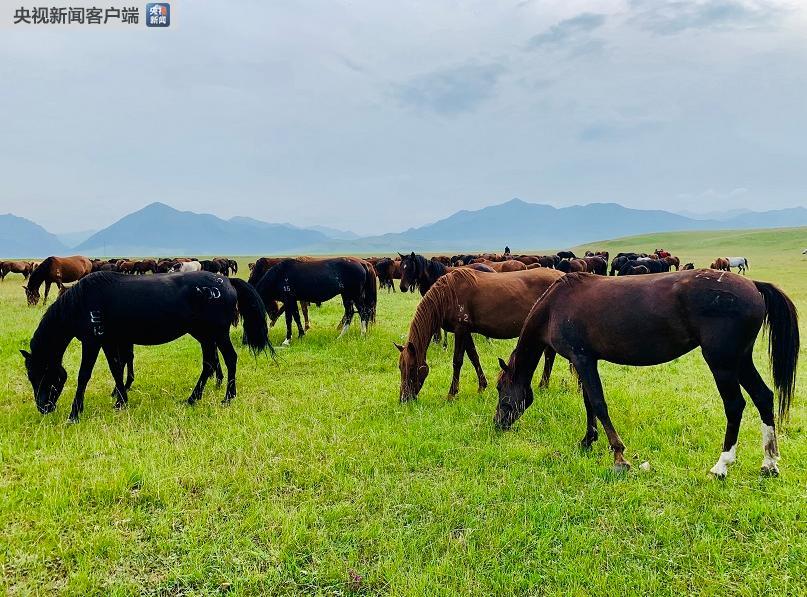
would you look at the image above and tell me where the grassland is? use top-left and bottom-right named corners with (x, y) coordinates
top-left (1, 228), bottom-right (806, 595)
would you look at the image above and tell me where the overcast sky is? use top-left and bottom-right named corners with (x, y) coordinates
top-left (1, 0), bottom-right (806, 234)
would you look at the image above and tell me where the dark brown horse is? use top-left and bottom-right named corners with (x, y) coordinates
top-left (398, 253), bottom-right (494, 295)
top-left (396, 267), bottom-right (563, 401)
top-left (23, 256), bottom-right (92, 306)
top-left (374, 258), bottom-right (397, 292)
top-left (496, 270), bottom-right (799, 478)
top-left (1, 260), bottom-right (34, 281)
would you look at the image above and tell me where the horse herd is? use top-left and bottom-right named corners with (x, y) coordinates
top-left (8, 247), bottom-right (798, 479)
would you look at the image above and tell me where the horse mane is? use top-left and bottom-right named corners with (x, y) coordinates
top-left (407, 269), bottom-right (476, 353)
top-left (26, 256), bottom-right (53, 291)
top-left (29, 272), bottom-right (114, 357)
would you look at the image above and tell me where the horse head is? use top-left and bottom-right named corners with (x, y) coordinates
top-left (494, 356), bottom-right (533, 430)
top-left (395, 341), bottom-right (429, 402)
top-left (20, 349), bottom-right (67, 414)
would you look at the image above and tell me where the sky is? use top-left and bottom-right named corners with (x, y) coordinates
top-left (1, 0), bottom-right (806, 235)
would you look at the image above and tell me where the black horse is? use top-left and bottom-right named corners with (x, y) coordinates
top-left (375, 258), bottom-right (396, 292)
top-left (399, 252), bottom-right (493, 295)
top-left (618, 258), bottom-right (668, 275)
top-left (556, 250), bottom-right (576, 259)
top-left (254, 257), bottom-right (377, 345)
top-left (21, 271), bottom-right (272, 421)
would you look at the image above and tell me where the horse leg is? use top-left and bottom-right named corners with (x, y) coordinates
top-left (282, 303), bottom-right (294, 346)
top-left (217, 332), bottom-right (238, 403)
top-left (302, 302), bottom-right (310, 331)
top-left (69, 342), bottom-right (101, 422)
top-left (538, 348), bottom-right (556, 388)
top-left (576, 368), bottom-right (599, 449)
top-left (213, 347), bottom-right (224, 388)
top-left (338, 297), bottom-right (355, 338)
top-left (738, 351), bottom-right (780, 476)
top-left (188, 339), bottom-right (217, 405)
top-left (573, 357), bottom-right (629, 471)
top-left (464, 333), bottom-right (487, 393)
top-left (706, 364), bottom-right (745, 479)
top-left (448, 330), bottom-right (466, 398)
top-left (291, 303), bottom-right (305, 338)
top-left (44, 281), bottom-right (52, 304)
top-left (103, 344), bottom-right (129, 408)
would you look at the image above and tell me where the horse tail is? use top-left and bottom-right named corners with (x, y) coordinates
top-left (229, 278), bottom-right (274, 356)
top-left (363, 262), bottom-right (378, 322)
top-left (745, 258), bottom-right (749, 270)
top-left (754, 281), bottom-right (799, 424)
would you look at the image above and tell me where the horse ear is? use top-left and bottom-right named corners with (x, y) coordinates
top-left (406, 341), bottom-right (416, 355)
top-left (398, 252), bottom-right (405, 259)
top-left (498, 357), bottom-right (510, 373)
top-left (393, 342), bottom-right (404, 353)
top-left (20, 349), bottom-right (30, 360)
top-left (410, 252), bottom-right (416, 258)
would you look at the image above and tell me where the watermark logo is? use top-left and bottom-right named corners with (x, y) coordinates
top-left (145, 2), bottom-right (168, 27)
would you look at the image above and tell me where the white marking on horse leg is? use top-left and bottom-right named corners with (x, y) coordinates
top-left (709, 444), bottom-right (737, 478)
top-left (360, 320), bottom-right (367, 335)
top-left (338, 322), bottom-right (350, 338)
top-left (281, 338), bottom-right (290, 347)
top-left (761, 423), bottom-right (780, 475)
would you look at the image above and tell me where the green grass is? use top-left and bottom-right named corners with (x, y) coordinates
top-left (1, 229), bottom-right (806, 595)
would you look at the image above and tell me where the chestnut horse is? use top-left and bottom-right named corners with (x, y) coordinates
top-left (496, 270), bottom-right (798, 478)
top-left (23, 256), bottom-right (92, 306)
top-left (1, 260), bottom-right (34, 281)
top-left (472, 259), bottom-right (527, 272)
top-left (396, 267), bottom-right (563, 401)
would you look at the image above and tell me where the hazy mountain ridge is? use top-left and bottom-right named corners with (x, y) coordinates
top-left (3, 199), bottom-right (806, 257)
top-left (0, 214), bottom-right (67, 258)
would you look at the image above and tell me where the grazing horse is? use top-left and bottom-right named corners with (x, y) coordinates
top-left (21, 272), bottom-right (272, 421)
top-left (683, 263), bottom-right (695, 270)
top-left (610, 253), bottom-right (642, 276)
top-left (495, 270), bottom-right (798, 477)
top-left (557, 258), bottom-right (587, 273)
top-left (397, 267), bottom-right (563, 401)
top-left (623, 265), bottom-right (650, 275)
top-left (23, 256), bottom-right (92, 306)
top-left (727, 257), bottom-right (749, 275)
top-left (255, 257), bottom-right (377, 345)
top-left (1, 260), bottom-right (34, 281)
top-left (399, 252), bottom-right (494, 295)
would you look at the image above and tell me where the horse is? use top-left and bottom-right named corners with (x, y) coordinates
top-left (21, 271), bottom-right (272, 421)
top-left (399, 252), bottom-right (494, 295)
top-left (116, 260), bottom-right (136, 274)
top-left (375, 258), bottom-right (397, 292)
top-left (610, 253), bottom-right (643, 276)
top-left (396, 267), bottom-right (563, 401)
top-left (133, 259), bottom-right (157, 275)
top-left (23, 256), bottom-right (92, 306)
top-left (171, 260), bottom-right (202, 273)
top-left (254, 257), bottom-right (377, 345)
top-left (711, 257), bottom-right (730, 271)
top-left (495, 270), bottom-right (799, 477)
top-left (472, 259), bottom-right (527, 272)
top-left (583, 256), bottom-right (608, 275)
top-left (1, 260), bottom-right (34, 281)
top-left (200, 259), bottom-right (222, 274)
top-left (557, 251), bottom-right (576, 259)
top-left (727, 257), bottom-right (749, 275)
top-left (683, 263), bottom-right (695, 270)
top-left (557, 258), bottom-right (587, 273)
top-left (618, 258), bottom-right (668, 275)
top-left (623, 264), bottom-right (650, 275)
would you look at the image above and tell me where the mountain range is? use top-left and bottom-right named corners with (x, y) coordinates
top-left (2, 199), bottom-right (806, 258)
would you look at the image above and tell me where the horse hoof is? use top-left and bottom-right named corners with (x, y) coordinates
top-left (114, 401), bottom-right (126, 410)
top-left (761, 465), bottom-right (780, 477)
top-left (221, 397), bottom-right (234, 405)
top-left (67, 415), bottom-right (79, 424)
top-left (613, 461), bottom-right (631, 473)
top-left (281, 339), bottom-right (291, 347)
top-left (187, 397), bottom-right (197, 406)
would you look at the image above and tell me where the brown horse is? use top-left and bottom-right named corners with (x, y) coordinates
top-left (496, 270), bottom-right (799, 477)
top-left (23, 256), bottom-right (92, 306)
top-left (473, 259), bottom-right (527, 272)
top-left (711, 257), bottom-right (730, 271)
top-left (1, 260), bottom-right (34, 281)
top-left (396, 267), bottom-right (563, 401)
